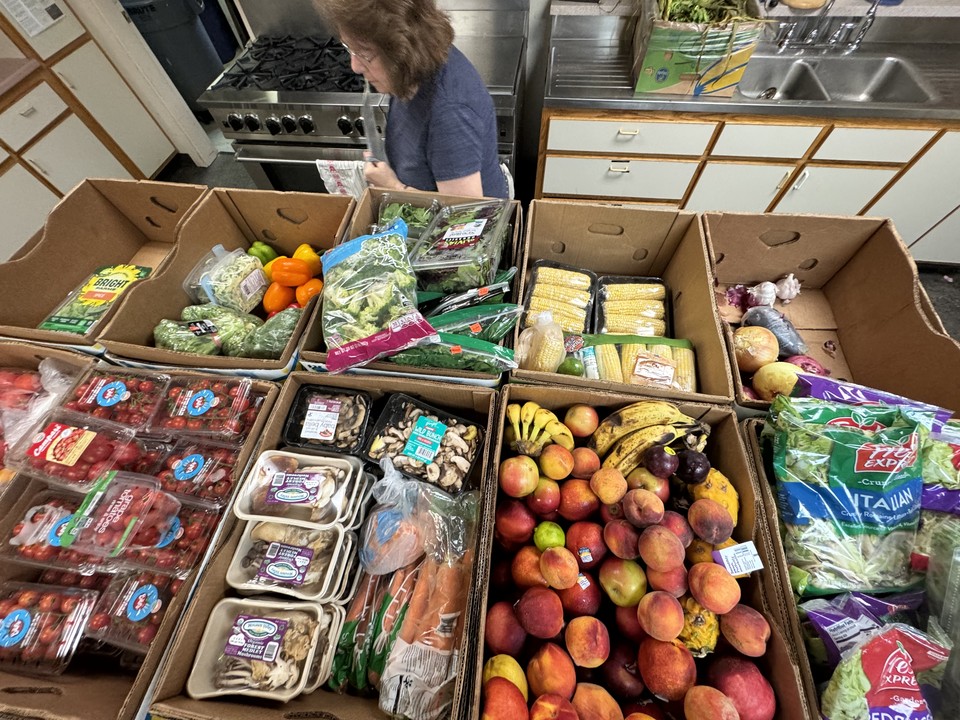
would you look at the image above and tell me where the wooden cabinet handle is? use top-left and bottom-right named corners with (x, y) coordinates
top-left (618, 128), bottom-right (640, 136)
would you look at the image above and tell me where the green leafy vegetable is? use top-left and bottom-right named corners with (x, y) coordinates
top-left (658, 0), bottom-right (754, 24)
top-left (241, 307), bottom-right (302, 359)
top-left (388, 333), bottom-right (516, 375)
top-left (39, 265), bottom-right (151, 334)
top-left (429, 304), bottom-right (521, 342)
top-left (180, 304), bottom-right (261, 357)
top-left (153, 319), bottom-right (222, 355)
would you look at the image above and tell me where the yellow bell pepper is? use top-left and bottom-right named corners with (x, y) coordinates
top-left (262, 255), bottom-right (287, 283)
top-left (292, 244), bottom-right (322, 277)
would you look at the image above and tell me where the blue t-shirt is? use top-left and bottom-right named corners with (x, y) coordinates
top-left (386, 46), bottom-right (507, 199)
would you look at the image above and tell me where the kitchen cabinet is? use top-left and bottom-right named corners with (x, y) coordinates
top-left (909, 205), bottom-right (960, 264)
top-left (685, 162), bottom-right (794, 213)
top-left (547, 118), bottom-right (716, 156)
top-left (0, 81), bottom-right (65, 150)
top-left (0, 2), bottom-right (83, 61)
top-left (0, 161), bottom-right (59, 260)
top-left (772, 166), bottom-right (898, 216)
top-left (813, 127), bottom-right (936, 164)
top-left (711, 123), bottom-right (822, 159)
top-left (542, 156), bottom-right (698, 200)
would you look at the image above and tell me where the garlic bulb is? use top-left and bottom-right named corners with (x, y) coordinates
top-left (775, 273), bottom-right (801, 304)
top-left (747, 281), bottom-right (777, 308)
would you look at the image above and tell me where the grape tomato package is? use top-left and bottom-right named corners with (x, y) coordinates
top-left (153, 439), bottom-right (240, 506)
top-left (84, 571), bottom-right (181, 654)
top-left (149, 377), bottom-right (264, 445)
top-left (63, 367), bottom-right (170, 432)
top-left (282, 386), bottom-right (372, 455)
top-left (119, 498), bottom-right (221, 578)
top-left (0, 582), bottom-right (99, 676)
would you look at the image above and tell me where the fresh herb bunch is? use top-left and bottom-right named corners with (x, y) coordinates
top-left (388, 333), bottom-right (516, 375)
top-left (658, 0), bottom-right (752, 23)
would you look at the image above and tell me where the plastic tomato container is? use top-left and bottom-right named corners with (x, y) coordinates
top-left (148, 378), bottom-right (265, 445)
top-left (38, 570), bottom-right (112, 593)
top-left (84, 571), bottom-right (184, 654)
top-left (62, 367), bottom-right (170, 432)
top-left (153, 439), bottom-right (241, 507)
top-left (118, 497), bottom-right (221, 578)
top-left (0, 582), bottom-right (99, 676)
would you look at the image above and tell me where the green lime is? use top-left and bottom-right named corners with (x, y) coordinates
top-left (533, 521), bottom-right (566, 552)
top-left (557, 356), bottom-right (585, 377)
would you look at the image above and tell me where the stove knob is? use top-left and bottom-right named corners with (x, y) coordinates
top-left (244, 114), bottom-right (261, 132)
top-left (336, 116), bottom-right (354, 135)
top-left (281, 115), bottom-right (298, 133)
top-left (298, 115), bottom-right (316, 134)
top-left (264, 116), bottom-right (282, 135)
top-left (354, 117), bottom-right (365, 136)
top-left (226, 113), bottom-right (244, 132)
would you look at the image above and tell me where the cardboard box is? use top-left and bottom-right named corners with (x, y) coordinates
top-left (0, 179), bottom-right (207, 354)
top-left (150, 372), bottom-right (498, 720)
top-left (98, 189), bottom-right (354, 380)
top-left (473, 384), bottom-right (813, 720)
top-left (705, 212), bottom-right (960, 412)
top-left (512, 200), bottom-right (735, 405)
top-left (299, 188), bottom-right (523, 388)
top-left (0, 368), bottom-right (279, 720)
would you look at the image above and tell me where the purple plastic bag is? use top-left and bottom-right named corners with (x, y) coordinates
top-left (921, 484), bottom-right (960, 515)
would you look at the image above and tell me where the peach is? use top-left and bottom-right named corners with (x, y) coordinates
top-left (626, 467), bottom-right (669, 504)
top-left (499, 455), bottom-right (540, 498)
top-left (598, 557), bottom-right (647, 607)
top-left (526, 477), bottom-right (562, 517)
top-left (623, 703), bottom-right (666, 720)
top-left (636, 638), bottom-right (697, 702)
top-left (624, 715), bottom-right (659, 720)
top-left (601, 642), bottom-right (646, 700)
top-left (540, 444), bottom-right (575, 481)
top-left (565, 521), bottom-right (607, 570)
top-left (512, 546), bottom-right (548, 588)
top-left (516, 586), bottom-right (564, 639)
top-left (565, 404), bottom-right (600, 438)
top-left (527, 642), bottom-right (577, 699)
top-left (483, 654), bottom-right (529, 700)
top-left (622, 489), bottom-right (664, 528)
top-left (687, 498), bottom-right (735, 545)
top-left (600, 502), bottom-right (625, 523)
top-left (719, 604), bottom-right (771, 657)
top-left (686, 539), bottom-right (714, 565)
top-left (659, 511), bottom-right (694, 548)
top-left (683, 686), bottom-right (739, 720)
top-left (571, 446), bottom-right (602, 479)
top-left (707, 656), bottom-right (776, 720)
top-left (482, 676), bottom-right (529, 720)
top-left (558, 479), bottom-right (601, 522)
top-left (615, 604), bottom-right (648, 645)
top-left (603, 519), bottom-right (641, 560)
top-left (636, 591), bottom-right (684, 642)
top-left (540, 546), bottom-right (580, 590)
top-left (485, 601), bottom-right (527, 656)
top-left (688, 562), bottom-right (741, 615)
top-left (558, 571), bottom-right (602, 617)
top-left (637, 525), bottom-right (686, 573)
top-left (590, 467), bottom-right (628, 505)
top-left (530, 694), bottom-right (579, 720)
top-left (571, 683), bottom-right (625, 720)
top-left (564, 616), bottom-right (611, 668)
top-left (496, 498), bottom-right (536, 544)
top-left (645, 565), bottom-right (688, 598)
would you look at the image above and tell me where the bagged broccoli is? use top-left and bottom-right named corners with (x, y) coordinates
top-left (241, 307), bottom-right (303, 359)
top-left (180, 304), bottom-right (261, 357)
top-left (321, 220), bottom-right (437, 373)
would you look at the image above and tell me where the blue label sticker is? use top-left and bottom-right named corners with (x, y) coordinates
top-left (126, 584), bottom-right (159, 623)
top-left (0, 609), bottom-right (32, 648)
top-left (187, 389), bottom-right (216, 417)
top-left (174, 453), bottom-right (206, 481)
top-left (155, 516), bottom-right (182, 549)
top-left (95, 380), bottom-right (129, 408)
top-left (401, 416), bottom-right (447, 464)
top-left (48, 515), bottom-right (74, 548)
top-left (655, 67), bottom-right (669, 83)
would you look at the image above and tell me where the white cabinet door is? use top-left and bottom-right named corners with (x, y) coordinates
top-left (867, 132), bottom-right (960, 244)
top-left (773, 166), bottom-right (898, 216)
top-left (0, 81), bottom-right (66, 150)
top-left (22, 114), bottom-right (130, 193)
top-left (685, 162), bottom-right (795, 213)
top-left (712, 123), bottom-right (823, 159)
top-left (547, 119), bottom-right (716, 156)
top-left (814, 128), bottom-right (936, 163)
top-left (542, 156), bottom-right (699, 200)
top-left (909, 205), bottom-right (960, 264)
top-left (53, 42), bottom-right (174, 176)
top-left (0, 163), bottom-right (59, 260)
top-left (0, 2), bottom-right (83, 60)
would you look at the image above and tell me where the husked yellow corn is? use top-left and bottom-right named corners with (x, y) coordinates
top-left (673, 346), bottom-right (697, 392)
top-left (524, 307), bottom-right (586, 334)
top-left (604, 283), bottom-right (666, 301)
top-left (529, 331), bottom-right (566, 373)
top-left (602, 299), bottom-right (665, 320)
top-left (595, 343), bottom-right (624, 383)
top-left (527, 298), bottom-right (587, 331)
top-left (620, 343), bottom-right (644, 383)
top-left (628, 345), bottom-right (676, 388)
top-left (531, 283), bottom-right (592, 309)
top-left (645, 343), bottom-right (674, 360)
top-left (602, 319), bottom-right (667, 336)
top-left (536, 266), bottom-right (593, 290)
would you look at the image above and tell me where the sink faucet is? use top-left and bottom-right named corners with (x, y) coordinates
top-left (845, 0), bottom-right (882, 53)
top-left (776, 0), bottom-right (882, 54)
top-left (804, 0), bottom-right (837, 45)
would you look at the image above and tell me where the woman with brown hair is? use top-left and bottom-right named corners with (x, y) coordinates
top-left (318, 0), bottom-right (510, 199)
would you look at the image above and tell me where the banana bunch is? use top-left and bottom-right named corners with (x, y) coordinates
top-left (589, 400), bottom-right (709, 476)
top-left (505, 401), bottom-right (575, 457)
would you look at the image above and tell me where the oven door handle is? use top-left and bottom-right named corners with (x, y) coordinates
top-left (235, 149), bottom-right (323, 166)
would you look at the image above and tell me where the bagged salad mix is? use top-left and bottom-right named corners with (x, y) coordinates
top-left (321, 220), bottom-right (437, 373)
top-left (39, 264), bottom-right (151, 334)
top-left (767, 395), bottom-right (927, 596)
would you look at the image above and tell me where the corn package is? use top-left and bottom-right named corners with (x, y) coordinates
top-left (595, 276), bottom-right (671, 337)
top-left (523, 261), bottom-right (597, 334)
top-left (572, 334), bottom-right (696, 392)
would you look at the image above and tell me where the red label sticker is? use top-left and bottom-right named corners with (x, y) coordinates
top-left (469, 322), bottom-right (483, 334)
top-left (450, 345), bottom-right (463, 355)
top-left (854, 436), bottom-right (918, 473)
top-left (477, 287), bottom-right (490, 297)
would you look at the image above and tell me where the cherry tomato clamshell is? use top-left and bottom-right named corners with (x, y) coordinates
top-left (61, 367), bottom-right (171, 432)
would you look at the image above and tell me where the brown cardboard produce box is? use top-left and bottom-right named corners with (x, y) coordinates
top-left (98, 189), bottom-right (354, 380)
top-left (510, 200), bottom-right (735, 405)
top-left (705, 212), bottom-right (960, 412)
top-left (150, 371), bottom-right (498, 720)
top-left (299, 188), bottom-right (523, 388)
top-left (473, 383), bottom-right (813, 720)
top-left (0, 367), bottom-right (278, 720)
top-left (0, 179), bottom-right (207, 354)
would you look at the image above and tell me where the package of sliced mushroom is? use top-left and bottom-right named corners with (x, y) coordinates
top-left (282, 386), bottom-right (373, 455)
top-left (363, 393), bottom-right (484, 493)
top-left (225, 520), bottom-right (356, 603)
top-left (185, 598), bottom-right (322, 702)
top-left (234, 450), bottom-right (364, 529)
top-left (301, 602), bottom-right (345, 695)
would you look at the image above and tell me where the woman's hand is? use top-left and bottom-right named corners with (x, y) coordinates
top-left (364, 152), bottom-right (405, 190)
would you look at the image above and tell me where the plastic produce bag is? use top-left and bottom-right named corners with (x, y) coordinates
top-left (360, 460), bottom-right (427, 576)
top-left (316, 159), bottom-right (366, 199)
top-left (240, 306), bottom-right (303, 359)
top-left (516, 311), bottom-right (566, 373)
top-left (388, 333), bottom-right (516, 375)
top-left (0, 359), bottom-right (80, 464)
top-left (742, 305), bottom-right (807, 356)
top-left (183, 245), bottom-right (267, 314)
top-left (321, 220), bottom-right (438, 373)
top-left (329, 571), bottom-right (385, 692)
top-left (428, 303), bottom-right (522, 343)
top-left (180, 304), bottom-right (262, 356)
top-left (154, 320), bottom-right (222, 356)
top-left (767, 395), bottom-right (925, 596)
top-left (922, 423), bottom-right (960, 488)
top-left (39, 265), bottom-right (152, 335)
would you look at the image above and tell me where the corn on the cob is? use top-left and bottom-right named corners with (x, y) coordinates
top-left (602, 299), bottom-right (666, 320)
top-left (524, 310), bottom-right (585, 334)
top-left (628, 343), bottom-right (676, 388)
top-left (602, 319), bottom-right (667, 336)
top-left (620, 343), bottom-right (644, 384)
top-left (530, 283), bottom-right (592, 309)
top-left (595, 343), bottom-right (624, 383)
top-left (527, 299), bottom-right (587, 331)
top-left (604, 283), bottom-right (666, 301)
top-left (528, 331), bottom-right (566, 372)
top-left (646, 343), bottom-right (674, 361)
top-left (673, 346), bottom-right (697, 392)
top-left (536, 266), bottom-right (592, 291)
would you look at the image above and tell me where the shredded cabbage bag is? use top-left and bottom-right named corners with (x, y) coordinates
top-left (768, 396), bottom-right (925, 596)
top-left (321, 220), bottom-right (437, 373)
top-left (921, 422), bottom-right (960, 489)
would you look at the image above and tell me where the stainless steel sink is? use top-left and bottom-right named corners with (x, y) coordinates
top-left (737, 54), bottom-right (939, 105)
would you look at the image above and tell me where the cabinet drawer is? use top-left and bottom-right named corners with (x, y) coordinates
top-left (547, 118), bottom-right (716, 156)
top-left (712, 123), bottom-right (823, 158)
top-left (814, 128), bottom-right (936, 163)
top-left (0, 83), bottom-right (67, 150)
top-left (542, 156), bottom-right (698, 200)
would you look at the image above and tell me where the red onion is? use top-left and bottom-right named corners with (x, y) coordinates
top-left (785, 355), bottom-right (830, 375)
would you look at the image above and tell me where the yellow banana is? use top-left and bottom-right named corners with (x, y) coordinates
top-left (590, 401), bottom-right (696, 457)
top-left (602, 424), bottom-right (685, 475)
top-left (520, 401), bottom-right (540, 440)
top-left (506, 403), bottom-right (522, 446)
top-left (543, 420), bottom-right (575, 451)
top-left (529, 407), bottom-right (559, 445)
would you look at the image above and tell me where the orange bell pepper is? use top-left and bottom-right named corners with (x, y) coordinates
top-left (296, 278), bottom-right (324, 306)
top-left (270, 257), bottom-right (312, 287)
top-left (263, 282), bottom-right (295, 314)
